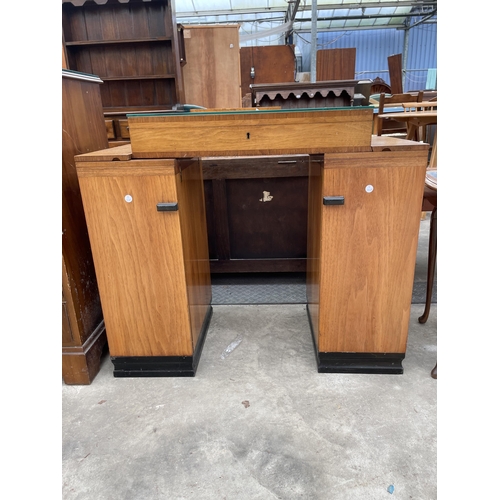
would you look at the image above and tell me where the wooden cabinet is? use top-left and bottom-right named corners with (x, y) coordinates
top-left (75, 111), bottom-right (428, 376)
top-left (307, 139), bottom-right (429, 373)
top-left (75, 147), bottom-right (212, 377)
top-left (181, 25), bottom-right (241, 108)
top-left (62, 69), bottom-right (109, 384)
top-left (62, 0), bottom-right (185, 140)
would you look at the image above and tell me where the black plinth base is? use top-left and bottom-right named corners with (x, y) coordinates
top-left (316, 352), bottom-right (404, 374)
top-left (111, 305), bottom-right (213, 377)
top-left (307, 304), bottom-right (404, 374)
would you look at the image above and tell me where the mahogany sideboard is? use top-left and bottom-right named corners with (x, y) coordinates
top-left (75, 108), bottom-right (428, 376)
top-left (62, 69), bottom-right (108, 384)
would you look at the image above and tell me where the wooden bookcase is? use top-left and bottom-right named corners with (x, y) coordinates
top-left (62, 0), bottom-right (185, 141)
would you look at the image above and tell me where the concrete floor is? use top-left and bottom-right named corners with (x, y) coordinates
top-left (62, 217), bottom-right (437, 500)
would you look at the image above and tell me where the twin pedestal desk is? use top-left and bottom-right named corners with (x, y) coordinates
top-left (75, 107), bottom-right (429, 377)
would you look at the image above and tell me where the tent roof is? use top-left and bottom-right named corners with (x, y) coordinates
top-left (175, 0), bottom-right (437, 35)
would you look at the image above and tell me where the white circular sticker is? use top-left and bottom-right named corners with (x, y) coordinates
top-left (365, 185), bottom-right (374, 193)
top-left (124, 195), bottom-right (133, 203)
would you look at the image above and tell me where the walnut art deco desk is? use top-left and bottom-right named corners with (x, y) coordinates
top-left (75, 108), bottom-right (429, 377)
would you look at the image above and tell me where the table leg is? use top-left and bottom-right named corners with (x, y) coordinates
top-left (418, 206), bottom-right (437, 324)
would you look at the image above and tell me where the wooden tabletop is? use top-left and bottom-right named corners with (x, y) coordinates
top-left (378, 110), bottom-right (437, 122)
top-left (379, 110), bottom-right (437, 141)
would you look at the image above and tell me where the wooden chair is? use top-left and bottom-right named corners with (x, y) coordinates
top-left (420, 165), bottom-right (437, 379)
top-left (375, 91), bottom-right (424, 136)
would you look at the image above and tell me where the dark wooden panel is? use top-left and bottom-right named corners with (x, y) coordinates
top-left (62, 1), bottom-right (170, 42)
top-left (388, 54), bottom-right (403, 94)
top-left (211, 179), bottom-right (232, 261)
top-left (240, 45), bottom-right (296, 99)
top-left (203, 181), bottom-right (218, 260)
top-left (202, 156), bottom-right (309, 180)
top-left (69, 43), bottom-right (172, 78)
top-left (100, 79), bottom-right (176, 109)
top-left (210, 259), bottom-right (306, 273)
top-left (202, 155), bottom-right (311, 272)
top-left (252, 80), bottom-right (356, 109)
top-left (316, 48), bottom-right (356, 81)
top-left (226, 176), bottom-right (309, 260)
top-left (62, 4), bottom-right (86, 42)
top-left (62, 74), bottom-right (108, 343)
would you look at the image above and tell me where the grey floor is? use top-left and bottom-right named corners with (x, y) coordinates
top-left (62, 216), bottom-right (437, 500)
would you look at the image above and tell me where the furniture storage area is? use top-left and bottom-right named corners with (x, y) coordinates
top-left (61, 1), bottom-right (437, 383)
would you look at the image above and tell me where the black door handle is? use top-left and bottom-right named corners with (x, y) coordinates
top-left (323, 196), bottom-right (344, 205)
top-left (157, 202), bottom-right (178, 211)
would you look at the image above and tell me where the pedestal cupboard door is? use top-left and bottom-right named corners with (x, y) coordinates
top-left (318, 154), bottom-right (426, 354)
top-left (78, 168), bottom-right (192, 358)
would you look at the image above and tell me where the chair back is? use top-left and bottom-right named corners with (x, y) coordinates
top-left (376, 91), bottom-right (423, 135)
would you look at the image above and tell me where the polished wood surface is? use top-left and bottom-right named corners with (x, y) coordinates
top-left (309, 147), bottom-right (428, 354)
top-left (62, 70), bottom-right (108, 384)
top-left (182, 25), bottom-right (241, 108)
top-left (128, 108), bottom-right (374, 157)
top-left (370, 135), bottom-right (430, 151)
top-left (77, 158), bottom-right (194, 357)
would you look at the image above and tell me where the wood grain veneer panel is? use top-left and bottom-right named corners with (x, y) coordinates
top-left (182, 25), bottom-right (241, 108)
top-left (128, 108), bottom-right (373, 157)
top-left (175, 160), bottom-right (212, 349)
top-left (317, 48), bottom-right (356, 81)
top-left (77, 160), bottom-right (193, 357)
top-left (317, 150), bottom-right (427, 353)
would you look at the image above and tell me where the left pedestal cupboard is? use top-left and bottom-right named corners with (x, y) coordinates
top-left (75, 147), bottom-right (212, 377)
top-left (62, 69), bottom-right (109, 384)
